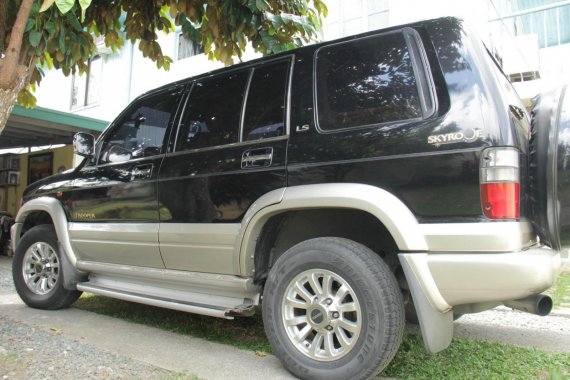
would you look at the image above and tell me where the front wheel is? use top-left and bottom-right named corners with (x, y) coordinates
top-left (12, 225), bottom-right (82, 310)
top-left (262, 237), bottom-right (404, 380)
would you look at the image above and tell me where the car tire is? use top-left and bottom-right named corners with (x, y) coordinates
top-left (262, 237), bottom-right (405, 380)
top-left (12, 225), bottom-right (82, 310)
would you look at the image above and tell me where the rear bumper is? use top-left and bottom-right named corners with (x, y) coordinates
top-left (400, 247), bottom-right (562, 311)
top-left (429, 248), bottom-right (561, 306)
top-left (399, 247), bottom-right (562, 354)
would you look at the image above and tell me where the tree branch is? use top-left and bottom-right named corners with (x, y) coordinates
top-left (0, 0), bottom-right (34, 88)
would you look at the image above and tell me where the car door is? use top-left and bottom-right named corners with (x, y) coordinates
top-left (158, 58), bottom-right (292, 275)
top-left (69, 86), bottom-right (184, 267)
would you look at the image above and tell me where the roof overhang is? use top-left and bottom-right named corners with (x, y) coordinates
top-left (2, 105), bottom-right (109, 150)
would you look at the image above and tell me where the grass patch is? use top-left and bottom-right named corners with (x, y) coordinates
top-left (158, 372), bottom-right (204, 380)
top-left (74, 295), bottom-right (570, 379)
top-left (74, 294), bottom-right (270, 352)
top-left (550, 265), bottom-right (570, 309)
top-left (384, 334), bottom-right (569, 379)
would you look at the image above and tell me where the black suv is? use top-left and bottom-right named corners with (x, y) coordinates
top-left (11, 17), bottom-right (568, 380)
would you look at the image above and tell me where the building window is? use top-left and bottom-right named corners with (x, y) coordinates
top-left (499, 0), bottom-right (570, 48)
top-left (177, 33), bottom-right (204, 60)
top-left (71, 56), bottom-right (102, 109)
top-left (509, 70), bottom-right (541, 83)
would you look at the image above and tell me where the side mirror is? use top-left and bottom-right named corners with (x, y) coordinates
top-left (73, 132), bottom-right (95, 157)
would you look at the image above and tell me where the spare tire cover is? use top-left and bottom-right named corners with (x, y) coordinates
top-left (529, 85), bottom-right (570, 250)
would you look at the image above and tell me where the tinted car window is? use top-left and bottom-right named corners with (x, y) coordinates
top-left (242, 60), bottom-right (289, 141)
top-left (316, 32), bottom-right (422, 131)
top-left (99, 88), bottom-right (182, 164)
top-left (177, 71), bottom-right (249, 151)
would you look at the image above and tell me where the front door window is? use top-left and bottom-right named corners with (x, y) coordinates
top-left (99, 88), bottom-right (182, 164)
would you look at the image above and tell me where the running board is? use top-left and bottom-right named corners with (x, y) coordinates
top-left (76, 283), bottom-right (255, 319)
top-left (74, 261), bottom-right (261, 319)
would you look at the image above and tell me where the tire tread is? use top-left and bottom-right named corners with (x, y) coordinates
top-left (263, 237), bottom-right (404, 380)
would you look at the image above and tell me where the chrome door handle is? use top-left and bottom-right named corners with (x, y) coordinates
top-left (241, 148), bottom-right (273, 169)
top-left (131, 164), bottom-right (153, 180)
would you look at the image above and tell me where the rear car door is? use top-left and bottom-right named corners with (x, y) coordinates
top-left (158, 57), bottom-right (292, 275)
top-left (69, 86), bottom-right (184, 267)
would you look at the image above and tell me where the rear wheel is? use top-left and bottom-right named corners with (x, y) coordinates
top-left (12, 225), bottom-right (82, 309)
top-left (262, 237), bottom-right (404, 380)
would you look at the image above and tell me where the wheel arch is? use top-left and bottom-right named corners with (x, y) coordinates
top-left (237, 184), bottom-right (428, 278)
top-left (12, 197), bottom-right (78, 266)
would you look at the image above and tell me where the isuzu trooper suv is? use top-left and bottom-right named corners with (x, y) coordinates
top-left (11, 17), bottom-right (568, 380)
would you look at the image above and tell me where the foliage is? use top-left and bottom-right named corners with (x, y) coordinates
top-left (75, 295), bottom-right (570, 379)
top-left (0, 0), bottom-right (327, 107)
top-left (548, 265), bottom-right (570, 309)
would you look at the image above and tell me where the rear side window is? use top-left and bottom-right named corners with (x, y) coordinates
top-left (177, 71), bottom-right (249, 151)
top-left (315, 32), bottom-right (422, 131)
top-left (242, 60), bottom-right (289, 141)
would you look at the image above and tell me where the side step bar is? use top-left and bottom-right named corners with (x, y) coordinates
top-left (76, 283), bottom-right (255, 319)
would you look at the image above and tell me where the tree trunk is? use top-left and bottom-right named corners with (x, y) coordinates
top-left (0, 62), bottom-right (30, 136)
top-left (0, 0), bottom-right (7, 53)
top-left (0, 0), bottom-right (35, 135)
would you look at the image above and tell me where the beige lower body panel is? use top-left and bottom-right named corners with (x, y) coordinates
top-left (413, 248), bottom-right (562, 307)
top-left (419, 221), bottom-right (535, 252)
top-left (159, 223), bottom-right (240, 275)
top-left (69, 223), bottom-right (163, 268)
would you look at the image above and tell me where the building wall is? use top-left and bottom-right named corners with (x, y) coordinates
top-left (321, 0), bottom-right (390, 40)
top-left (1, 146), bottom-right (73, 216)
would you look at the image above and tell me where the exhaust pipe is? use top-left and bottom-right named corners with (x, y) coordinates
top-left (504, 294), bottom-right (553, 316)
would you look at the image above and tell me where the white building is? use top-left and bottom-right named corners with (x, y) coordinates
top-left (34, 0), bottom-right (570, 120)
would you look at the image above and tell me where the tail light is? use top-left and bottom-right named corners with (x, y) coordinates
top-left (480, 147), bottom-right (520, 219)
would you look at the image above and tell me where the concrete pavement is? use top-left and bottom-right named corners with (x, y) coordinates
top-left (0, 298), bottom-right (295, 379)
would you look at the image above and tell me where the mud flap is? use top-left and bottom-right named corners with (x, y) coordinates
top-left (59, 242), bottom-right (88, 290)
top-left (399, 253), bottom-right (454, 354)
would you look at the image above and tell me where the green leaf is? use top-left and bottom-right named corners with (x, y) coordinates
top-left (39, 0), bottom-right (56, 12)
top-left (45, 21), bottom-right (56, 37)
top-left (45, 53), bottom-right (54, 70)
top-left (78, 0), bottom-right (91, 10)
top-left (66, 12), bottom-right (82, 31)
top-left (25, 19), bottom-right (35, 32)
top-left (59, 28), bottom-right (67, 53)
top-left (255, 0), bottom-right (269, 11)
top-left (29, 31), bottom-right (42, 47)
top-left (315, 2), bottom-right (328, 17)
top-left (78, 0), bottom-right (92, 22)
top-left (55, 0), bottom-right (74, 14)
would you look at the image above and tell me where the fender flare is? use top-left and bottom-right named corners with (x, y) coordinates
top-left (12, 197), bottom-right (78, 267)
top-left (237, 183), bottom-right (428, 275)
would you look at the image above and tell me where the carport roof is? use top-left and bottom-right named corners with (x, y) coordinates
top-left (2, 105), bottom-right (109, 150)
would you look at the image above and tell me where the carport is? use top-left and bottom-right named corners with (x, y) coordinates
top-left (0, 105), bottom-right (108, 216)
top-left (2, 105), bottom-right (108, 150)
